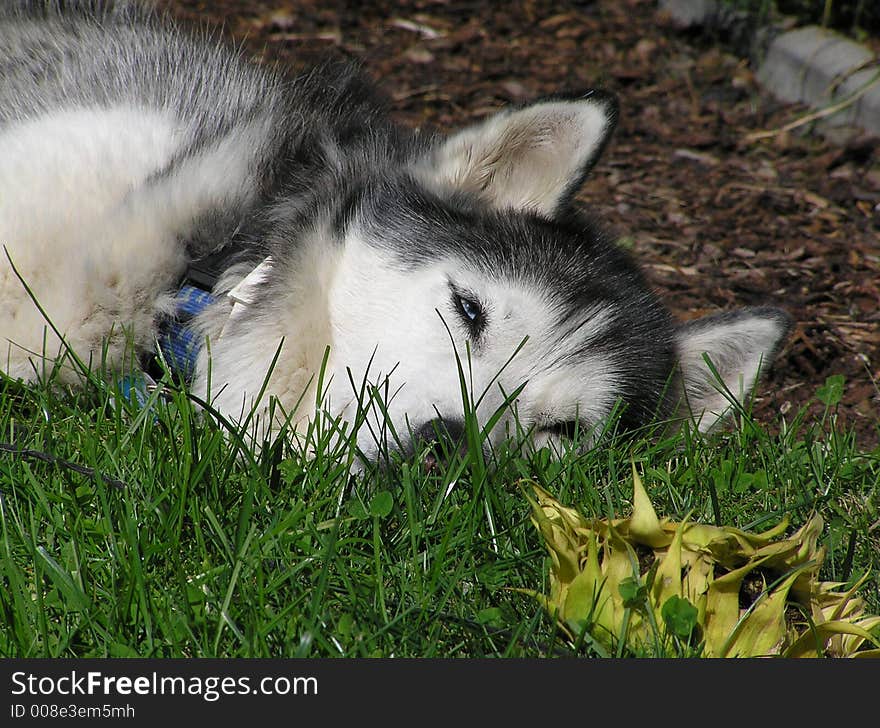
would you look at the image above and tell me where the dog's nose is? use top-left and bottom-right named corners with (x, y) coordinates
top-left (411, 417), bottom-right (467, 472)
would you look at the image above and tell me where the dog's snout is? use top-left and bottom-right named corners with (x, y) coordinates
top-left (412, 417), bottom-right (467, 471)
top-left (413, 417), bottom-right (466, 445)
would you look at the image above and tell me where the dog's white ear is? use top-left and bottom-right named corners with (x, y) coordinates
top-left (675, 308), bottom-right (792, 431)
top-left (421, 91), bottom-right (617, 216)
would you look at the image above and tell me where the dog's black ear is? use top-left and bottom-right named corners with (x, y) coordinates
top-left (674, 307), bottom-right (793, 431)
top-left (418, 91), bottom-right (617, 217)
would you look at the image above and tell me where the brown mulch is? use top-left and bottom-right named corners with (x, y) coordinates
top-left (159, 0), bottom-right (880, 449)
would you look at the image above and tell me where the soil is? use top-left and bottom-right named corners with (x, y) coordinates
top-left (157, 0), bottom-right (880, 448)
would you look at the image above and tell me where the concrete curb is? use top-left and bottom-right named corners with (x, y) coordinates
top-left (758, 26), bottom-right (880, 137)
top-left (659, 0), bottom-right (880, 140)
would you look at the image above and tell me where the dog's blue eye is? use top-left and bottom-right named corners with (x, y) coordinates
top-left (458, 296), bottom-right (481, 322)
top-left (451, 290), bottom-right (486, 336)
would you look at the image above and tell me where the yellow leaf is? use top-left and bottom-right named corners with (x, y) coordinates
top-left (724, 570), bottom-right (802, 657)
top-left (629, 463), bottom-right (670, 548)
top-left (783, 619), bottom-right (880, 658)
top-left (651, 515), bottom-right (687, 628)
top-left (563, 533), bottom-right (603, 623)
top-left (704, 556), bottom-right (772, 657)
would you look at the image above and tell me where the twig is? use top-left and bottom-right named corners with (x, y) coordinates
top-left (0, 441), bottom-right (127, 490)
top-left (389, 17), bottom-right (444, 39)
top-left (744, 69), bottom-right (880, 143)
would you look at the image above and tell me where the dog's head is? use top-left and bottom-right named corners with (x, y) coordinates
top-left (195, 91), bottom-right (792, 466)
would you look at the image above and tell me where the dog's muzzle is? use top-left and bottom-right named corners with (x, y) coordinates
top-left (411, 417), bottom-right (468, 472)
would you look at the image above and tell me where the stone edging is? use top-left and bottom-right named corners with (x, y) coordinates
top-left (659, 0), bottom-right (880, 140)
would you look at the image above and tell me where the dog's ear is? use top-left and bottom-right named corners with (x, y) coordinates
top-left (420, 91), bottom-right (617, 217)
top-left (674, 307), bottom-right (793, 431)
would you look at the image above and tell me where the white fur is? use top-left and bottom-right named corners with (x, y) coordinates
top-left (191, 225), bottom-right (343, 443)
top-left (1, 105), bottom-right (267, 381)
top-left (1, 107), bottom-right (182, 378)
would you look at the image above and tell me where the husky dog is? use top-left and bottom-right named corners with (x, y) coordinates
top-left (0, 1), bottom-right (791, 465)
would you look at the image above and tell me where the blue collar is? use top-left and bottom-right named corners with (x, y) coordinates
top-left (116, 283), bottom-right (215, 409)
top-left (157, 284), bottom-right (217, 381)
top-left (157, 248), bottom-right (267, 381)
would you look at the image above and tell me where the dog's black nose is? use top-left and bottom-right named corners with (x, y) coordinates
top-left (411, 417), bottom-right (467, 472)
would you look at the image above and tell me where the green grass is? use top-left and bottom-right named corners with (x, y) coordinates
top-left (0, 364), bottom-right (878, 658)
